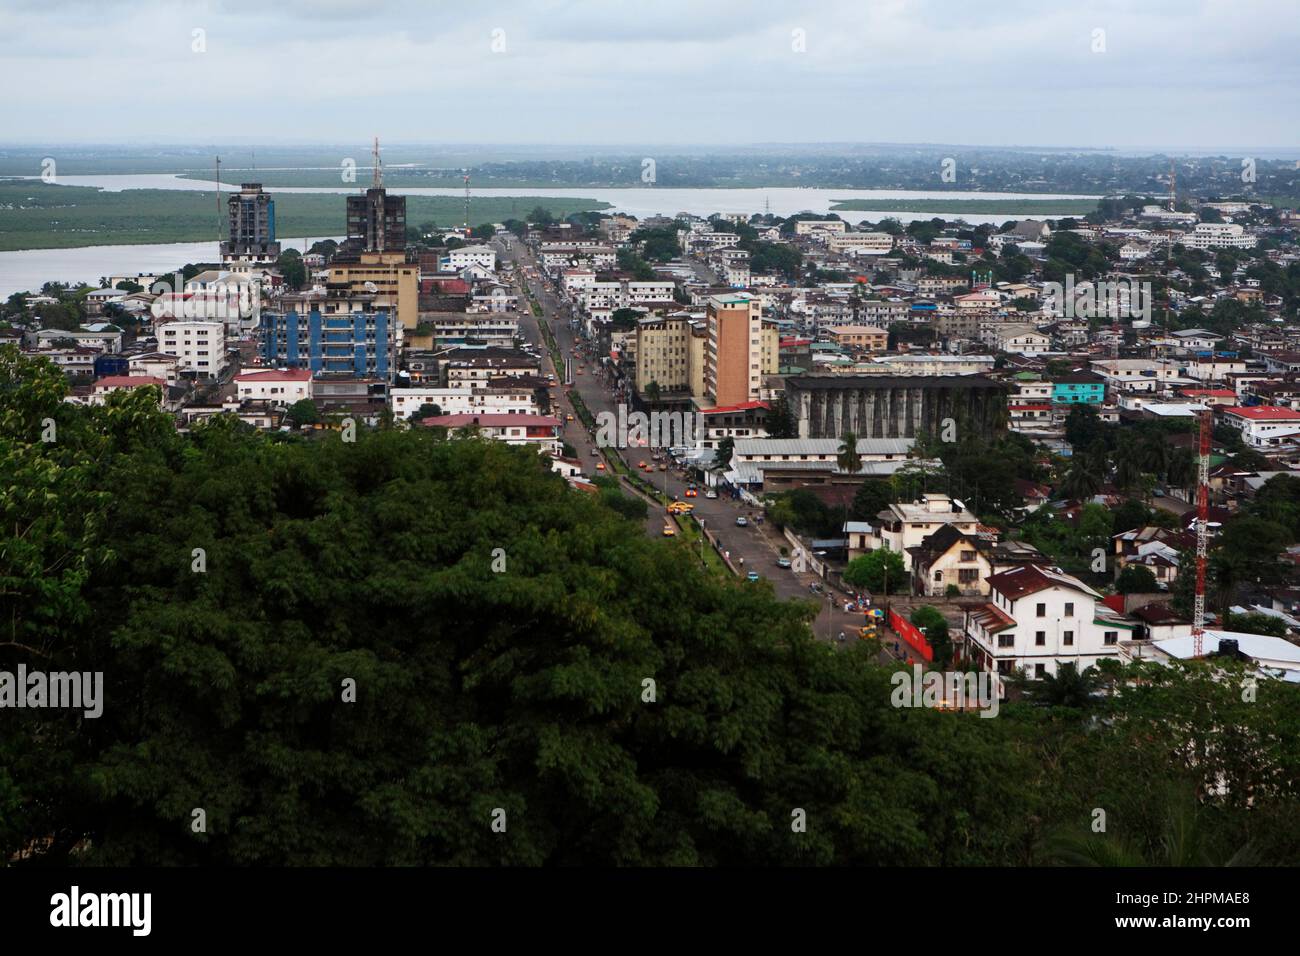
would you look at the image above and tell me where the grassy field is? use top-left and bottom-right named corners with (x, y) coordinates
top-left (0, 181), bottom-right (610, 251)
top-left (830, 197), bottom-right (1100, 216)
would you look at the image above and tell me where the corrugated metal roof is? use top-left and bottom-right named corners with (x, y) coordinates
top-left (733, 437), bottom-right (914, 457)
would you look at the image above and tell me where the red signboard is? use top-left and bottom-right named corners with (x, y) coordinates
top-left (889, 608), bottom-right (934, 662)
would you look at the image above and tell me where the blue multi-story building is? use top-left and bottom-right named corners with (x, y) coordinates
top-left (259, 301), bottom-right (394, 381)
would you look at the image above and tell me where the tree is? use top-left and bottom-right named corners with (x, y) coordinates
top-left (285, 399), bottom-right (320, 428)
top-left (1116, 564), bottom-right (1158, 594)
top-left (36, 301), bottom-right (80, 331)
top-left (763, 396), bottom-right (797, 439)
top-left (276, 249), bottom-right (307, 291)
top-left (910, 606), bottom-right (952, 667)
top-left (1063, 404), bottom-right (1106, 451)
top-left (1020, 663), bottom-right (1099, 709)
top-left (714, 437), bottom-right (734, 471)
top-left (1111, 498), bottom-right (1151, 535)
top-left (1062, 452), bottom-right (1105, 502)
top-left (4, 350), bottom-right (1299, 868)
top-left (843, 549), bottom-right (905, 593)
top-left (837, 431), bottom-right (862, 474)
top-left (528, 206), bottom-right (556, 226)
top-left (1222, 611), bottom-right (1288, 637)
top-left (850, 479), bottom-right (893, 522)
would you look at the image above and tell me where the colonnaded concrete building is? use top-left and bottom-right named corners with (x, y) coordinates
top-left (785, 375), bottom-right (1007, 440)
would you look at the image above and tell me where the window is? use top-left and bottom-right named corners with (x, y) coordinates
top-left (934, 571), bottom-right (943, 581)
top-left (1035, 631), bottom-right (1046, 646)
top-left (997, 634), bottom-right (1015, 648)
top-left (1063, 630), bottom-right (1074, 646)
top-left (1064, 602), bottom-right (1075, 617)
top-left (959, 568), bottom-right (979, 584)
top-left (961, 550), bottom-right (976, 562)
top-left (1035, 663), bottom-right (1047, 678)
top-left (1036, 603), bottom-right (1046, 617)
top-left (997, 659), bottom-right (1014, 674)
top-left (1104, 631), bottom-right (1119, 645)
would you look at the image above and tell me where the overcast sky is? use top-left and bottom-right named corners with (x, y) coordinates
top-left (4, 0), bottom-right (1298, 150)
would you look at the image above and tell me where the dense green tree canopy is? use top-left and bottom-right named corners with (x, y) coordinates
top-left (2, 348), bottom-right (1299, 867)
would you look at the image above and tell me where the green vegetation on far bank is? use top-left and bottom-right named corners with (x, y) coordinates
top-left (0, 181), bottom-right (611, 251)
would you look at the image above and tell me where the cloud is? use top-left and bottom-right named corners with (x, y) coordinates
top-left (3, 0), bottom-right (1298, 147)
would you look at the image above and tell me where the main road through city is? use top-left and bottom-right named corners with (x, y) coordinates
top-left (494, 235), bottom-right (917, 658)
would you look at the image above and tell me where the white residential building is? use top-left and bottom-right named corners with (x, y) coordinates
top-left (439, 245), bottom-right (498, 272)
top-left (1220, 405), bottom-right (1300, 448)
top-left (158, 319), bottom-right (227, 378)
top-left (869, 494), bottom-right (980, 569)
top-left (826, 232), bottom-right (894, 255)
top-left (234, 368), bottom-right (313, 405)
top-left (964, 564), bottom-right (1132, 681)
top-left (389, 385), bottom-right (538, 420)
top-left (1183, 222), bottom-right (1257, 250)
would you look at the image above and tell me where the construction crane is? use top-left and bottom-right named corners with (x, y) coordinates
top-left (1168, 159), bottom-right (1177, 212)
top-left (1192, 407), bottom-right (1212, 657)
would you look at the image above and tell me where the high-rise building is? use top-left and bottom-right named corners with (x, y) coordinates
top-left (259, 291), bottom-right (395, 381)
top-left (220, 184), bottom-right (280, 265)
top-left (326, 251), bottom-right (419, 332)
top-left (704, 294), bottom-right (763, 407)
top-left (345, 188), bottom-right (406, 255)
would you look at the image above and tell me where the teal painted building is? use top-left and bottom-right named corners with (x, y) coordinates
top-left (1051, 375), bottom-right (1105, 405)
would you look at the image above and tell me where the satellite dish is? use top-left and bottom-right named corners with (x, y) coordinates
top-left (363, 281), bottom-right (378, 293)
top-left (953, 499), bottom-right (966, 510)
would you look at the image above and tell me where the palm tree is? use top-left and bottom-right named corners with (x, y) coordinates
top-left (1138, 435), bottom-right (1171, 481)
top-left (1166, 448), bottom-right (1196, 497)
top-left (1113, 435), bottom-right (1144, 493)
top-left (1062, 455), bottom-right (1104, 501)
top-left (1021, 662), bottom-right (1099, 708)
top-left (1042, 792), bottom-right (1261, 866)
top-left (837, 431), bottom-right (863, 474)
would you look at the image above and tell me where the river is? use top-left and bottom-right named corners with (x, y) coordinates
top-left (1, 174), bottom-right (1098, 297)
top-left (0, 237), bottom-right (340, 299)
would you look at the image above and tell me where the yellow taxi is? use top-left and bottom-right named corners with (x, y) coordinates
top-left (662, 524), bottom-right (676, 537)
top-left (667, 501), bottom-right (694, 515)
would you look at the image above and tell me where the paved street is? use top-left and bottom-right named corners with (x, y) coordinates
top-left (497, 236), bottom-right (914, 657)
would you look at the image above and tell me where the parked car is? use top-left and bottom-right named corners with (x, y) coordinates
top-left (776, 557), bottom-right (792, 569)
top-left (735, 516), bottom-right (748, 527)
top-left (590, 448), bottom-right (599, 456)
top-left (706, 490), bottom-right (718, 499)
top-left (746, 571), bottom-right (760, 582)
